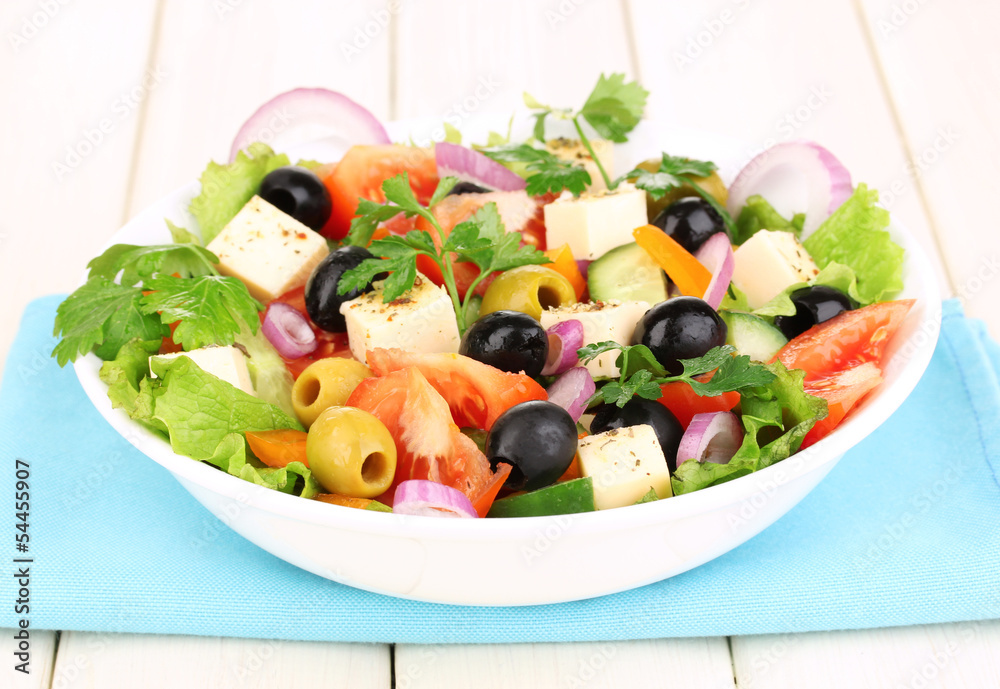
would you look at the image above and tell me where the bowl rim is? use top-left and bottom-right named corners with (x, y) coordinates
top-left (72, 117), bottom-right (943, 541)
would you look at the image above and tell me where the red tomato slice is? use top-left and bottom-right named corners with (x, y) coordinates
top-left (365, 348), bottom-right (547, 430)
top-left (470, 463), bottom-right (512, 518)
top-left (656, 382), bottom-right (740, 429)
top-left (246, 430), bottom-right (309, 468)
top-left (800, 362), bottom-right (883, 448)
top-left (775, 300), bottom-right (914, 444)
top-left (413, 191), bottom-right (547, 298)
top-left (320, 146), bottom-right (440, 240)
top-left (347, 367), bottom-right (492, 499)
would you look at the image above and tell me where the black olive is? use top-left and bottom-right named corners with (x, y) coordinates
top-left (632, 297), bottom-right (727, 375)
top-left (460, 310), bottom-right (549, 377)
top-left (774, 285), bottom-right (855, 340)
top-left (651, 198), bottom-right (725, 253)
top-left (591, 398), bottom-right (684, 473)
top-left (259, 166), bottom-right (332, 231)
top-left (487, 401), bottom-right (578, 491)
top-left (305, 246), bottom-right (382, 332)
top-left (447, 181), bottom-right (491, 195)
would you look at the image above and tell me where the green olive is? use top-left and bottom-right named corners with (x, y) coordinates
top-left (306, 407), bottom-right (397, 498)
top-left (632, 158), bottom-right (729, 220)
top-left (479, 265), bottom-right (577, 321)
top-left (292, 358), bottom-right (372, 428)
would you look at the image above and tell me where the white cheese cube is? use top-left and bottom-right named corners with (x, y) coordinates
top-left (546, 137), bottom-right (615, 192)
top-left (206, 195), bottom-right (329, 302)
top-left (340, 274), bottom-right (461, 364)
top-left (540, 300), bottom-right (649, 378)
top-left (150, 346), bottom-right (255, 395)
top-left (543, 183), bottom-right (647, 261)
top-left (731, 230), bottom-right (821, 310)
top-left (578, 424), bottom-right (672, 510)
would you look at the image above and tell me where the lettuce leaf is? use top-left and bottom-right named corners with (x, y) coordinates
top-left (751, 262), bottom-right (861, 319)
top-left (802, 184), bottom-right (904, 305)
top-left (671, 361), bottom-right (827, 495)
top-left (733, 195), bottom-right (805, 245)
top-left (189, 142), bottom-right (290, 245)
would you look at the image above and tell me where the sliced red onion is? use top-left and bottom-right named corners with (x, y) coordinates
top-left (575, 259), bottom-right (590, 282)
top-left (541, 320), bottom-right (584, 376)
top-left (229, 88), bottom-right (391, 163)
top-left (435, 142), bottom-right (527, 192)
top-left (392, 480), bottom-right (478, 518)
top-left (677, 412), bottom-right (744, 466)
top-left (694, 232), bottom-right (735, 310)
top-left (725, 141), bottom-right (853, 237)
top-left (546, 367), bottom-right (596, 423)
top-left (261, 302), bottom-right (317, 359)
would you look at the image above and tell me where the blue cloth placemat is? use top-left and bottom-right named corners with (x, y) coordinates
top-left (1, 296), bottom-right (998, 643)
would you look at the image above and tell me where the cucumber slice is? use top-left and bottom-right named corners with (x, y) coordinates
top-left (588, 242), bottom-right (667, 304)
top-left (720, 310), bottom-right (788, 362)
top-left (486, 477), bottom-right (596, 518)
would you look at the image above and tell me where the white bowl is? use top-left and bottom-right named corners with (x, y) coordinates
top-left (73, 117), bottom-right (941, 606)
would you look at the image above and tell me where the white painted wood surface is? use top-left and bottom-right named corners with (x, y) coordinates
top-left (2, 0), bottom-right (998, 686)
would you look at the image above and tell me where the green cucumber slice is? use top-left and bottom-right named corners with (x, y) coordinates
top-left (720, 310), bottom-right (788, 362)
top-left (486, 477), bottom-right (596, 518)
top-left (588, 242), bottom-right (667, 304)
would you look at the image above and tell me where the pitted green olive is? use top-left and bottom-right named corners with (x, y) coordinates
top-left (306, 406), bottom-right (397, 498)
top-left (479, 266), bottom-right (577, 321)
top-left (632, 158), bottom-right (729, 220)
top-left (292, 358), bottom-right (372, 428)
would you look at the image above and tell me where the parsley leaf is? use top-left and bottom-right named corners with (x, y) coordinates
top-left (579, 73), bottom-right (649, 143)
top-left (140, 275), bottom-right (264, 351)
top-left (165, 219), bottom-right (202, 246)
top-left (479, 144), bottom-right (592, 197)
top-left (52, 278), bottom-right (169, 366)
top-left (87, 243), bottom-right (219, 286)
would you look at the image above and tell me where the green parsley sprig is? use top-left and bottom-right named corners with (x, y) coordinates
top-left (578, 342), bottom-right (776, 408)
top-left (52, 241), bottom-right (263, 366)
top-left (477, 143), bottom-right (592, 196)
top-left (338, 174), bottom-right (550, 332)
top-left (619, 153), bottom-right (737, 238)
top-left (524, 73), bottom-right (648, 190)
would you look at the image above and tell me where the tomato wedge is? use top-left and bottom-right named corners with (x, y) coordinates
top-left (365, 348), bottom-right (547, 430)
top-left (347, 367), bottom-right (492, 499)
top-left (320, 145), bottom-right (440, 240)
top-left (470, 463), bottom-right (512, 518)
top-left (775, 300), bottom-right (914, 445)
top-left (246, 430), bottom-right (309, 468)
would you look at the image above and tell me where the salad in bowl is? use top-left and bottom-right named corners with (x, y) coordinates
top-left (55, 76), bottom-right (937, 604)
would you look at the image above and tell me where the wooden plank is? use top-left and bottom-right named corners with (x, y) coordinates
top-left (50, 632), bottom-right (390, 689)
top-left (625, 0), bottom-right (949, 291)
top-left (0, 0), bottom-right (160, 382)
top-left (396, 638), bottom-right (736, 689)
top-left (1, 628), bottom-right (57, 689)
top-left (127, 0), bottom-right (394, 214)
top-left (855, 0), bottom-right (1000, 333)
top-left (394, 0), bottom-right (634, 119)
top-left (732, 621), bottom-right (1000, 688)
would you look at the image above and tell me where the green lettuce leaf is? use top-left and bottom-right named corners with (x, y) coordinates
top-left (671, 361), bottom-right (827, 495)
top-left (802, 184), bottom-right (904, 305)
top-left (99, 339), bottom-right (161, 417)
top-left (234, 320), bottom-right (296, 419)
top-left (733, 195), bottom-right (806, 245)
top-left (751, 262), bottom-right (862, 319)
top-left (189, 142), bottom-right (290, 245)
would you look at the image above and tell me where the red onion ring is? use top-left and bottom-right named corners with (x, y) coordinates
top-left (676, 412), bottom-right (743, 466)
top-left (545, 367), bottom-right (596, 423)
top-left (229, 87), bottom-right (391, 163)
top-left (541, 320), bottom-right (584, 376)
top-left (435, 143), bottom-right (527, 192)
top-left (392, 480), bottom-right (478, 518)
top-left (725, 141), bottom-right (853, 237)
top-left (261, 302), bottom-right (317, 359)
top-left (695, 232), bottom-right (735, 310)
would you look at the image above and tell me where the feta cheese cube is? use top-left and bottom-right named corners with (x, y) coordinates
top-left (731, 230), bottom-right (820, 309)
top-left (542, 183), bottom-right (647, 261)
top-left (540, 300), bottom-right (649, 378)
top-left (150, 345), bottom-right (255, 395)
top-left (340, 274), bottom-right (461, 364)
top-left (578, 424), bottom-right (672, 510)
top-left (206, 195), bottom-right (329, 302)
top-left (546, 137), bottom-right (615, 192)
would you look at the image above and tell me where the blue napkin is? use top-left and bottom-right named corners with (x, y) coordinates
top-left (1, 296), bottom-right (998, 643)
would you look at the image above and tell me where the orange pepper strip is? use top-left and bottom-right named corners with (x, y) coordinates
top-left (544, 244), bottom-right (587, 300)
top-left (245, 430), bottom-right (309, 469)
top-left (633, 224), bottom-right (712, 298)
top-left (316, 494), bottom-right (376, 509)
top-left (471, 463), bottom-right (513, 518)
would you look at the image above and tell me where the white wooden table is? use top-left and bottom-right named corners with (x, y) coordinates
top-left (2, 0), bottom-right (1000, 686)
